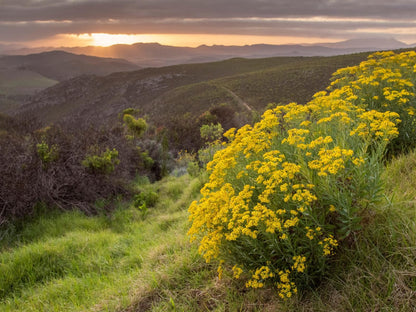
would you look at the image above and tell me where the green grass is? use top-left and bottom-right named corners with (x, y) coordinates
top-left (0, 68), bottom-right (57, 96)
top-left (0, 175), bottom-right (203, 311)
top-left (2, 152), bottom-right (416, 311)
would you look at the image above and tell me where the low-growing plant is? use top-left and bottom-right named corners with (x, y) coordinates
top-left (187, 161), bottom-right (201, 177)
top-left (36, 138), bottom-right (59, 167)
top-left (188, 73), bottom-right (401, 298)
top-left (200, 123), bottom-right (224, 143)
top-left (133, 190), bottom-right (159, 209)
top-left (82, 147), bottom-right (120, 174)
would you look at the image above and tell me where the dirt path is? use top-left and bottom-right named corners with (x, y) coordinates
top-left (217, 85), bottom-right (253, 112)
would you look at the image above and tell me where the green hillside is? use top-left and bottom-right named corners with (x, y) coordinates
top-left (0, 51), bottom-right (139, 82)
top-left (0, 67), bottom-right (57, 96)
top-left (20, 53), bottom-right (372, 125)
top-left (0, 67), bottom-right (57, 113)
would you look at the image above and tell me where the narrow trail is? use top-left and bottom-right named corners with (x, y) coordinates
top-left (217, 85), bottom-right (253, 112)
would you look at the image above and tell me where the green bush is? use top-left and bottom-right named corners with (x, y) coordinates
top-left (82, 148), bottom-right (120, 175)
top-left (200, 123), bottom-right (224, 143)
top-left (36, 139), bottom-right (58, 167)
top-left (123, 114), bottom-right (147, 138)
top-left (133, 190), bottom-right (159, 209)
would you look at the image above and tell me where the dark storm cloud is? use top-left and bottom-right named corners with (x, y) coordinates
top-left (1, 0), bottom-right (416, 43)
top-left (2, 0), bottom-right (416, 20)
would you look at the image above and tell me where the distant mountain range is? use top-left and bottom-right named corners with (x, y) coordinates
top-left (1, 37), bottom-right (412, 68)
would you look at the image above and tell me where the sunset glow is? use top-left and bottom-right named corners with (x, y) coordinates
top-left (32, 33), bottom-right (343, 48)
top-left (83, 33), bottom-right (159, 47)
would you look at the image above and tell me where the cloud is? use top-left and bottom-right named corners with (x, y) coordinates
top-left (1, 0), bottom-right (416, 45)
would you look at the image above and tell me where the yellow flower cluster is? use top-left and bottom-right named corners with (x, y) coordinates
top-left (277, 270), bottom-right (298, 299)
top-left (188, 50), bottom-right (406, 299)
top-left (319, 235), bottom-right (339, 256)
top-left (329, 51), bottom-right (416, 151)
top-left (245, 265), bottom-right (275, 289)
top-left (308, 147), bottom-right (354, 176)
top-left (350, 110), bottom-right (400, 139)
top-left (292, 255), bottom-right (307, 273)
top-left (232, 265), bottom-right (243, 279)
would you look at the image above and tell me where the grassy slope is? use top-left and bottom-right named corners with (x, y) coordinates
top-left (0, 68), bottom-right (57, 96)
top-left (0, 175), bottom-right (204, 311)
top-left (159, 53), bottom-right (372, 116)
top-left (0, 68), bottom-right (57, 114)
top-left (1, 150), bottom-right (416, 311)
top-left (124, 53), bottom-right (372, 121)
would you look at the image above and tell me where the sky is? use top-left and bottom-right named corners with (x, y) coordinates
top-left (1, 0), bottom-right (416, 48)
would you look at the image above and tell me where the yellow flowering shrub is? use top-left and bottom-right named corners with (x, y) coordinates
top-left (328, 50), bottom-right (416, 153)
top-left (188, 51), bottom-right (407, 299)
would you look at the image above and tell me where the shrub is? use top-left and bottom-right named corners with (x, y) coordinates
top-left (82, 148), bottom-right (120, 174)
top-left (123, 114), bottom-right (147, 138)
top-left (36, 139), bottom-right (59, 167)
top-left (188, 72), bottom-right (401, 297)
top-left (133, 190), bottom-right (159, 218)
top-left (327, 50), bottom-right (416, 154)
top-left (200, 123), bottom-right (224, 143)
top-left (187, 161), bottom-right (201, 177)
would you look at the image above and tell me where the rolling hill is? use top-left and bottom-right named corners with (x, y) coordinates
top-left (0, 50), bottom-right (140, 113)
top-left (17, 52), bottom-right (372, 125)
top-left (0, 51), bottom-right (140, 82)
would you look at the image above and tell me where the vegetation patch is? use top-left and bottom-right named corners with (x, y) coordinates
top-left (188, 51), bottom-right (416, 299)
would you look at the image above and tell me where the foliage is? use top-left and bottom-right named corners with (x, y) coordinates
top-left (188, 53), bottom-right (403, 298)
top-left (200, 123), bottom-right (224, 143)
top-left (133, 190), bottom-right (159, 210)
top-left (121, 107), bottom-right (140, 117)
top-left (123, 113), bottom-right (148, 139)
top-left (36, 139), bottom-right (59, 167)
top-left (82, 148), bottom-right (120, 174)
top-left (197, 122), bottom-right (225, 170)
top-left (174, 150), bottom-right (200, 177)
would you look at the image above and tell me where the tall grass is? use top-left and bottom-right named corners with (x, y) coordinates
top-left (0, 175), bottom-right (201, 311)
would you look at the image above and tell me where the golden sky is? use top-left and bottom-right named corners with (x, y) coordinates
top-left (29, 33), bottom-right (343, 48)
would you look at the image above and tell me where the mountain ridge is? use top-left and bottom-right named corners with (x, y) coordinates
top-left (6, 38), bottom-right (412, 67)
top-left (3, 37), bottom-right (411, 68)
